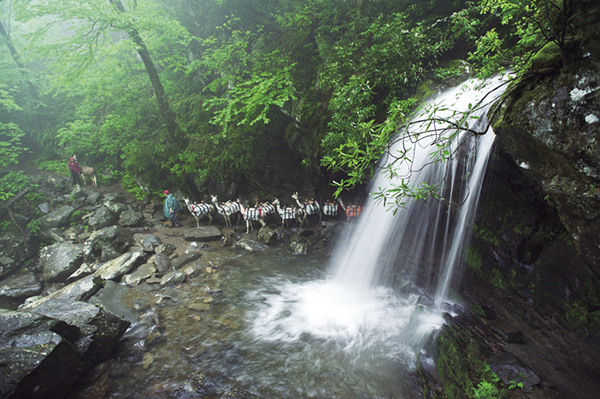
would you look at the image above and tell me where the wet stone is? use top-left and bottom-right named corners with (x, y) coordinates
top-left (160, 271), bottom-right (187, 287)
top-left (488, 352), bottom-right (541, 391)
top-left (189, 302), bottom-right (211, 312)
top-left (488, 318), bottom-right (524, 344)
top-left (184, 226), bottom-right (223, 242)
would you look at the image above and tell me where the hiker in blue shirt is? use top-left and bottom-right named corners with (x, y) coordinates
top-left (163, 190), bottom-right (183, 227)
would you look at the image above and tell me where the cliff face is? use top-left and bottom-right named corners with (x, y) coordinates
top-left (492, 61), bottom-right (600, 274)
top-left (425, 62), bottom-right (600, 398)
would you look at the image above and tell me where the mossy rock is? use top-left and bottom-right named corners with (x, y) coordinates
top-left (530, 41), bottom-right (563, 72)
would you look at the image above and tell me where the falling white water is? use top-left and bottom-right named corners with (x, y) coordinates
top-left (250, 76), bottom-right (507, 371)
top-left (329, 76), bottom-right (507, 306)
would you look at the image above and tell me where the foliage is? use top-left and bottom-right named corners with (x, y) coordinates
top-left (0, 85), bottom-right (27, 168)
top-left (121, 173), bottom-right (150, 200)
top-left (37, 159), bottom-right (68, 175)
top-left (473, 0), bottom-right (593, 77)
top-left (472, 379), bottom-right (503, 399)
top-left (0, 171), bottom-right (31, 201)
top-left (3, 0), bottom-right (591, 205)
top-left (436, 323), bottom-right (505, 398)
top-left (565, 275), bottom-right (600, 337)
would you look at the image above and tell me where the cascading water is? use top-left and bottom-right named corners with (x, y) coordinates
top-left (246, 76), bottom-right (507, 397)
top-left (329, 75), bottom-right (506, 304)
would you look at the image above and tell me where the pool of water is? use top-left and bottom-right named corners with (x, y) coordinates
top-left (71, 246), bottom-right (440, 399)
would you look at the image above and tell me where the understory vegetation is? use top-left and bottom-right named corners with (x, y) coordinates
top-left (1, 0), bottom-right (593, 203)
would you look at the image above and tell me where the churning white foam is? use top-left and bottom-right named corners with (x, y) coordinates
top-left (250, 279), bottom-right (418, 349)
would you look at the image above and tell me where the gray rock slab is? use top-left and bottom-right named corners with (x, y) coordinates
top-left (40, 242), bottom-right (84, 284)
top-left (171, 252), bottom-right (202, 270)
top-left (123, 263), bottom-right (157, 286)
top-left (40, 205), bottom-right (76, 228)
top-left (0, 272), bottom-right (42, 299)
top-left (94, 251), bottom-right (146, 281)
top-left (184, 226), bottom-right (223, 242)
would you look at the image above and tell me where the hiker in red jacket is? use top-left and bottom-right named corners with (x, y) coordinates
top-left (68, 156), bottom-right (82, 186)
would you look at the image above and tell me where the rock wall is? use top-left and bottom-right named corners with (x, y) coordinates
top-left (492, 61), bottom-right (600, 274)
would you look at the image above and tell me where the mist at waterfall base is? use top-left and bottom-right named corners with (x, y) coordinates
top-left (246, 77), bottom-right (506, 396)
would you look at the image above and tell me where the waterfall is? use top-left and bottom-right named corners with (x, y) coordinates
top-left (249, 76), bottom-right (508, 366)
top-left (329, 76), bottom-right (507, 305)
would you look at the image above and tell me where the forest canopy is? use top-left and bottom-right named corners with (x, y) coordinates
top-left (0, 0), bottom-right (594, 200)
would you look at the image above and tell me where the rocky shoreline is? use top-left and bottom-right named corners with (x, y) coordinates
top-left (0, 170), bottom-right (344, 398)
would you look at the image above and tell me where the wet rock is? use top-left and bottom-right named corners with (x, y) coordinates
top-left (182, 265), bottom-right (199, 276)
top-left (493, 64), bottom-right (600, 271)
top-left (418, 351), bottom-right (442, 393)
top-left (160, 271), bottom-right (187, 286)
top-left (142, 234), bottom-right (162, 252)
top-left (86, 190), bottom-right (102, 205)
top-left (38, 202), bottom-right (51, 214)
top-left (83, 226), bottom-right (134, 263)
top-left (0, 308), bottom-right (81, 399)
top-left (488, 352), bottom-right (541, 391)
top-left (94, 251), bottom-right (146, 281)
top-left (88, 206), bottom-right (117, 230)
top-left (103, 200), bottom-right (128, 216)
top-left (40, 242), bottom-right (85, 284)
top-left (89, 280), bottom-right (137, 323)
top-left (417, 293), bottom-right (435, 307)
top-left (172, 252), bottom-right (202, 270)
top-left (184, 226), bottom-right (223, 242)
top-left (0, 272), bottom-right (42, 299)
top-left (20, 274), bottom-right (103, 310)
top-left (0, 233), bottom-right (40, 278)
top-left (40, 205), bottom-right (76, 228)
top-left (234, 238), bottom-right (268, 252)
top-left (488, 318), bottom-right (525, 344)
top-left (149, 253), bottom-right (172, 274)
top-left (27, 298), bottom-right (130, 363)
top-left (290, 240), bottom-right (307, 255)
top-left (119, 210), bottom-right (144, 227)
top-left (257, 226), bottom-right (277, 245)
top-left (155, 243), bottom-right (175, 256)
top-left (123, 263), bottom-right (157, 286)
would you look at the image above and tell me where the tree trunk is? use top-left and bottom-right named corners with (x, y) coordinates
top-left (0, 21), bottom-right (39, 100)
top-left (108, 0), bottom-right (182, 142)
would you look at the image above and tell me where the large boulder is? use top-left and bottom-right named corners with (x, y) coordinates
top-left (493, 62), bottom-right (600, 272)
top-left (21, 274), bottom-right (104, 310)
top-left (83, 225), bottom-right (134, 263)
top-left (257, 226), bottom-right (277, 245)
top-left (94, 251), bottom-right (146, 281)
top-left (0, 272), bottom-right (43, 301)
top-left (118, 210), bottom-right (144, 227)
top-left (40, 242), bottom-right (84, 284)
top-left (28, 299), bottom-right (130, 364)
top-left (103, 200), bottom-right (128, 217)
top-left (149, 253), bottom-right (172, 274)
top-left (88, 206), bottom-right (117, 230)
top-left (184, 226), bottom-right (222, 242)
top-left (39, 205), bottom-right (76, 228)
top-left (123, 263), bottom-right (156, 286)
top-left (0, 299), bottom-right (129, 399)
top-left (0, 233), bottom-right (40, 279)
top-left (0, 308), bottom-right (80, 399)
